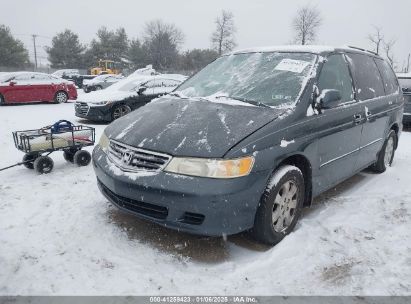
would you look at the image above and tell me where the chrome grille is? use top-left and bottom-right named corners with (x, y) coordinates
top-left (108, 139), bottom-right (172, 172)
top-left (75, 102), bottom-right (89, 115)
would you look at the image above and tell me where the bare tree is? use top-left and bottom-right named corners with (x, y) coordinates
top-left (383, 39), bottom-right (396, 67)
top-left (367, 26), bottom-right (384, 54)
top-left (211, 10), bottom-right (237, 55)
top-left (143, 19), bottom-right (184, 69)
top-left (292, 5), bottom-right (322, 45)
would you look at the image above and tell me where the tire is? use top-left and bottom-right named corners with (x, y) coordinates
top-left (34, 156), bottom-right (54, 174)
top-left (251, 165), bottom-right (305, 245)
top-left (111, 104), bottom-right (131, 121)
top-left (372, 130), bottom-right (397, 173)
top-left (0, 94), bottom-right (4, 105)
top-left (23, 153), bottom-right (38, 169)
top-left (63, 149), bottom-right (77, 163)
top-left (73, 150), bottom-right (91, 167)
top-left (54, 91), bottom-right (68, 104)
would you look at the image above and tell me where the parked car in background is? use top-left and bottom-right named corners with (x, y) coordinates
top-left (0, 72), bottom-right (77, 105)
top-left (83, 74), bottom-right (125, 93)
top-left (397, 73), bottom-right (411, 124)
top-left (75, 73), bottom-right (186, 122)
top-left (93, 45), bottom-right (403, 246)
top-left (52, 69), bottom-right (80, 79)
top-left (52, 69), bottom-right (96, 89)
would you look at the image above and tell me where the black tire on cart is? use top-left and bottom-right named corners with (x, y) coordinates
top-left (63, 149), bottom-right (78, 163)
top-left (73, 150), bottom-right (91, 167)
top-left (34, 156), bottom-right (54, 174)
top-left (54, 91), bottom-right (68, 104)
top-left (23, 153), bottom-right (38, 169)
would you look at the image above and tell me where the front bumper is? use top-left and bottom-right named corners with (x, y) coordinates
top-left (92, 145), bottom-right (270, 236)
top-left (75, 103), bottom-right (112, 122)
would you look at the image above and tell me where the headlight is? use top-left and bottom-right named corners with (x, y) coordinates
top-left (91, 100), bottom-right (113, 106)
top-left (164, 156), bottom-right (254, 179)
top-left (98, 132), bottom-right (109, 152)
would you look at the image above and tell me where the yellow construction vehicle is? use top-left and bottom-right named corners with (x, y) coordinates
top-left (90, 60), bottom-right (120, 75)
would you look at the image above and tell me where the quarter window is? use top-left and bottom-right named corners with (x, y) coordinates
top-left (317, 54), bottom-right (354, 103)
top-left (345, 53), bottom-right (385, 100)
top-left (374, 58), bottom-right (399, 95)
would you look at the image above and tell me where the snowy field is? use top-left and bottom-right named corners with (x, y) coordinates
top-left (0, 95), bottom-right (410, 295)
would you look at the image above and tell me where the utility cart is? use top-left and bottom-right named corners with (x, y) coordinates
top-left (11, 120), bottom-right (96, 174)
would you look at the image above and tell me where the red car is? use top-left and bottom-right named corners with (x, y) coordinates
top-left (0, 72), bottom-right (77, 105)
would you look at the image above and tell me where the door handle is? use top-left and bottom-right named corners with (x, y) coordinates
top-left (353, 114), bottom-right (362, 124)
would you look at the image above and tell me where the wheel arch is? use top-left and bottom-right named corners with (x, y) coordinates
top-left (389, 122), bottom-right (400, 149)
top-left (275, 153), bottom-right (313, 207)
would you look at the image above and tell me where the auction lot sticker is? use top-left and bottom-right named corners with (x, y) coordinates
top-left (274, 59), bottom-right (310, 73)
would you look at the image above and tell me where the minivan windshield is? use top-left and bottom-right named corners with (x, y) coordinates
top-left (176, 52), bottom-right (316, 107)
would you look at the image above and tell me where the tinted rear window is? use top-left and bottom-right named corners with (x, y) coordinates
top-left (374, 59), bottom-right (399, 95)
top-left (346, 53), bottom-right (385, 100)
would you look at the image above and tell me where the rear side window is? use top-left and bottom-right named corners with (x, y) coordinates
top-left (346, 53), bottom-right (385, 100)
top-left (317, 54), bottom-right (354, 103)
top-left (374, 59), bottom-right (399, 95)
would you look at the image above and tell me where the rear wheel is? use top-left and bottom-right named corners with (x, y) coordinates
top-left (74, 150), bottom-right (91, 166)
top-left (251, 165), bottom-right (305, 245)
top-left (54, 91), bottom-right (68, 104)
top-left (112, 104), bottom-right (131, 120)
top-left (23, 153), bottom-right (38, 169)
top-left (63, 149), bottom-right (78, 163)
top-left (372, 130), bottom-right (397, 173)
top-left (0, 94), bottom-right (4, 105)
top-left (34, 156), bottom-right (54, 174)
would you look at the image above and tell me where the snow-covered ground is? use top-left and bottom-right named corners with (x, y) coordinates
top-left (0, 96), bottom-right (410, 295)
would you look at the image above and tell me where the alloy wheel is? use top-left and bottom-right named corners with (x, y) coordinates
top-left (272, 180), bottom-right (298, 233)
top-left (113, 105), bottom-right (131, 120)
top-left (384, 137), bottom-right (394, 167)
top-left (56, 92), bottom-right (67, 103)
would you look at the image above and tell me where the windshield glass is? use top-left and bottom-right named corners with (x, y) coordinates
top-left (176, 52), bottom-right (316, 107)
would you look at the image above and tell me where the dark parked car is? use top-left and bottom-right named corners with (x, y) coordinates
top-left (92, 45), bottom-right (403, 245)
top-left (75, 74), bottom-right (186, 122)
top-left (397, 73), bottom-right (411, 124)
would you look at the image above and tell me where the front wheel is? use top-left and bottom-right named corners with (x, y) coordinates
top-left (251, 165), bottom-right (305, 245)
top-left (54, 91), bottom-right (68, 104)
top-left (112, 104), bottom-right (131, 121)
top-left (23, 153), bottom-right (38, 169)
top-left (74, 150), bottom-right (91, 166)
top-left (34, 156), bottom-right (54, 174)
top-left (372, 130), bottom-right (397, 173)
top-left (0, 94), bottom-right (4, 105)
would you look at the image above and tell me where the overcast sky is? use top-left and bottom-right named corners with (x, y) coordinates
top-left (2, 0), bottom-right (411, 69)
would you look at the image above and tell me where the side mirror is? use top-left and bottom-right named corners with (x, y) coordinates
top-left (9, 81), bottom-right (16, 86)
top-left (138, 86), bottom-right (147, 95)
top-left (315, 89), bottom-right (342, 110)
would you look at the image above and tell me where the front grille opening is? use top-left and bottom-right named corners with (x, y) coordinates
top-left (108, 140), bottom-right (171, 172)
top-left (181, 212), bottom-right (205, 225)
top-left (99, 180), bottom-right (168, 220)
top-left (76, 102), bottom-right (89, 115)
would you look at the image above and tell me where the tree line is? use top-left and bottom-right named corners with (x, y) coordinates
top-left (0, 6), bottom-right (409, 73)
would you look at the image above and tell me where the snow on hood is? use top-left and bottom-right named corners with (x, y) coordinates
top-left (104, 96), bottom-right (286, 158)
top-left (77, 89), bottom-right (137, 103)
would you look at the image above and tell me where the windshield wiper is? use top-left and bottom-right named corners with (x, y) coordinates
top-left (215, 95), bottom-right (270, 108)
top-left (168, 91), bottom-right (188, 99)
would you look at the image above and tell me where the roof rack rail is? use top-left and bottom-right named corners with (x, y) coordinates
top-left (347, 45), bottom-right (379, 56)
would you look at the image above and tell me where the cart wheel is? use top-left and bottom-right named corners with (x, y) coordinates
top-left (63, 150), bottom-right (77, 163)
top-left (23, 154), bottom-right (38, 169)
top-left (34, 156), bottom-right (54, 174)
top-left (74, 150), bottom-right (91, 167)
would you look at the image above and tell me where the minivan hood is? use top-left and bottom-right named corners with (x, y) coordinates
top-left (105, 97), bottom-right (285, 158)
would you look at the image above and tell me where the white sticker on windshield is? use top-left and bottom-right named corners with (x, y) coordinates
top-left (274, 59), bottom-right (310, 73)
